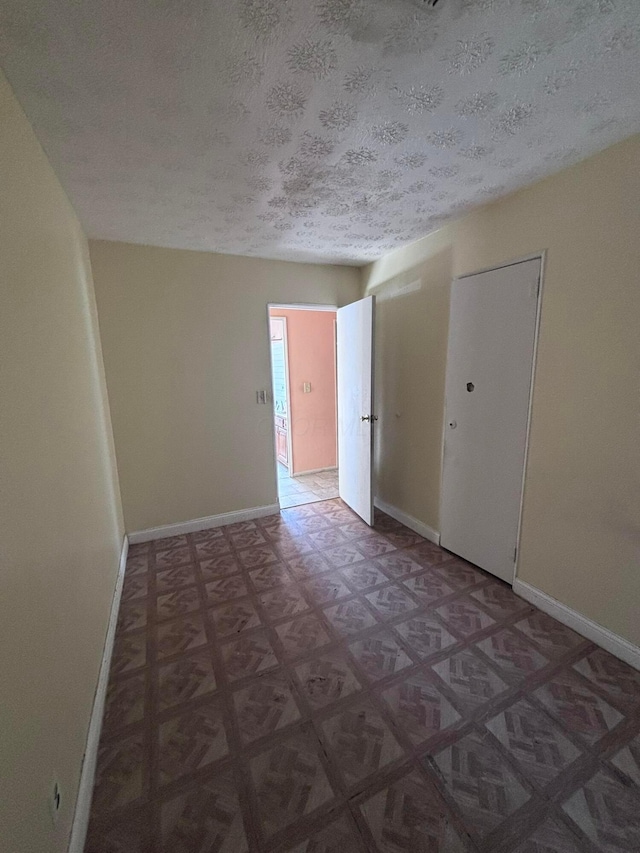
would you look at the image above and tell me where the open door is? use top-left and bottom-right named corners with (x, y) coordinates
top-left (337, 296), bottom-right (375, 525)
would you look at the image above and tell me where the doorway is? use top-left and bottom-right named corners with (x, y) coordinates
top-left (268, 305), bottom-right (339, 509)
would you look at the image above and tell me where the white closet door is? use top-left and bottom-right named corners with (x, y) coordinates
top-left (440, 258), bottom-right (541, 582)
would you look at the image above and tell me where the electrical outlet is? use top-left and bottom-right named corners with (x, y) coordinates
top-left (49, 780), bottom-right (61, 826)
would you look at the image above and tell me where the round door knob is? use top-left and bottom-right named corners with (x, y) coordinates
top-left (449, 420), bottom-right (457, 429)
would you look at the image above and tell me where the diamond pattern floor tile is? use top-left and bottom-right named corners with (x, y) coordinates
top-left (250, 727), bottom-right (336, 839)
top-left (359, 768), bottom-right (468, 853)
top-left (432, 729), bottom-right (530, 841)
top-left (485, 699), bottom-right (581, 788)
top-left (321, 697), bottom-right (405, 787)
top-left (89, 502), bottom-right (640, 852)
top-left (380, 670), bottom-right (461, 745)
top-left (295, 649), bottom-right (362, 710)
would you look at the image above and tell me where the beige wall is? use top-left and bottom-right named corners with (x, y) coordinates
top-left (0, 71), bottom-right (124, 852)
top-left (362, 133), bottom-right (640, 647)
top-left (90, 241), bottom-right (360, 533)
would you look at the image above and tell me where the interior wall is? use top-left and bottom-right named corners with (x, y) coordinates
top-left (0, 70), bottom-right (124, 852)
top-left (90, 241), bottom-right (360, 533)
top-left (362, 133), bottom-right (640, 648)
top-left (269, 308), bottom-right (337, 475)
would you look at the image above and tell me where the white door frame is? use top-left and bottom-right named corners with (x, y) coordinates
top-left (439, 250), bottom-right (546, 585)
top-left (266, 303), bottom-right (338, 500)
top-left (269, 315), bottom-right (294, 475)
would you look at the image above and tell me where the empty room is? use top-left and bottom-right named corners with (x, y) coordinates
top-left (1, 2), bottom-right (639, 852)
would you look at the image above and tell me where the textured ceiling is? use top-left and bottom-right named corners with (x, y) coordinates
top-left (1, 0), bottom-right (639, 265)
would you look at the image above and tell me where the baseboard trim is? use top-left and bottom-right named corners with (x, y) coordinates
top-left (374, 497), bottom-right (440, 545)
top-left (128, 503), bottom-right (281, 544)
top-left (513, 578), bottom-right (640, 671)
top-left (292, 466), bottom-right (338, 477)
top-left (68, 534), bottom-right (128, 853)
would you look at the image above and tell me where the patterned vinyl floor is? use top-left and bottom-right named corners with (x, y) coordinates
top-left (86, 500), bottom-right (640, 852)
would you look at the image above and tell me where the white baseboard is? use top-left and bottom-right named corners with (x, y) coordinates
top-left (128, 503), bottom-right (281, 544)
top-left (292, 466), bottom-right (338, 477)
top-left (374, 497), bottom-right (440, 546)
top-left (68, 534), bottom-right (128, 853)
top-left (513, 578), bottom-right (640, 672)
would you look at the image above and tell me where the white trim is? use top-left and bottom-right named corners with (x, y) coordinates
top-left (68, 535), bottom-right (128, 853)
top-left (293, 466), bottom-right (338, 476)
top-left (268, 303), bottom-right (338, 312)
top-left (513, 579), bottom-right (640, 672)
top-left (374, 497), bottom-right (440, 545)
top-left (128, 503), bottom-right (280, 544)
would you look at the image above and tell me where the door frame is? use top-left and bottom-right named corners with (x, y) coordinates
top-left (266, 302), bottom-right (338, 502)
top-left (439, 250), bottom-right (547, 585)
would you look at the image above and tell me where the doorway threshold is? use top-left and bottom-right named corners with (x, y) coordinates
top-left (278, 466), bottom-right (339, 508)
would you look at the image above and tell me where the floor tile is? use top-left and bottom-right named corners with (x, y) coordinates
top-left (364, 583), bottom-right (420, 620)
top-left (401, 569), bottom-right (454, 605)
top-left (341, 562), bottom-right (389, 592)
top-left (203, 574), bottom-right (249, 605)
top-left (348, 629), bottom-right (413, 683)
top-left (431, 729), bottom-right (530, 842)
top-left (199, 554), bottom-right (242, 581)
top-left (573, 648), bottom-right (640, 710)
top-left (156, 586), bottom-right (201, 622)
top-left (276, 612), bottom-right (332, 659)
top-left (323, 599), bottom-right (378, 637)
top-left (283, 810), bottom-right (364, 852)
top-left (248, 561), bottom-right (293, 592)
top-left (233, 669), bottom-right (301, 743)
top-left (121, 573), bottom-right (149, 602)
top-left (515, 612), bottom-right (586, 658)
top-left (432, 649), bottom-right (509, 713)
top-left (394, 613), bottom-right (457, 660)
top-left (470, 581), bottom-right (530, 618)
top-left (512, 818), bottom-right (584, 853)
top-left (436, 598), bottom-right (495, 638)
top-left (159, 768), bottom-right (247, 853)
top-left (156, 563), bottom-right (198, 592)
top-left (157, 698), bottom-right (228, 786)
top-left (358, 768), bottom-right (468, 853)
top-left (534, 669), bottom-right (624, 744)
top-left (375, 551), bottom-right (425, 580)
top-left (323, 543), bottom-right (368, 568)
top-left (194, 537), bottom-right (232, 560)
top-left (103, 672), bottom-right (146, 733)
top-left (155, 546), bottom-right (192, 570)
top-left (85, 805), bottom-right (151, 853)
top-left (259, 585), bottom-right (310, 622)
top-left (237, 544), bottom-right (280, 570)
top-left (303, 571), bottom-right (352, 605)
top-left (210, 597), bottom-right (262, 637)
top-left (321, 697), bottom-right (405, 787)
top-left (116, 600), bottom-right (148, 634)
top-left (295, 649), bottom-right (362, 709)
top-left (355, 534), bottom-right (397, 559)
top-left (435, 559), bottom-right (484, 590)
top-left (111, 631), bottom-right (147, 675)
top-left (562, 769), bottom-right (640, 852)
top-left (485, 699), bottom-right (581, 788)
top-left (92, 730), bottom-right (148, 813)
top-left (156, 614), bottom-right (208, 660)
top-left (156, 649), bottom-right (217, 712)
top-left (609, 733), bottom-right (640, 785)
top-left (220, 629), bottom-right (279, 681)
top-left (475, 628), bottom-right (548, 680)
top-left (250, 727), bottom-right (336, 839)
top-left (380, 670), bottom-right (461, 746)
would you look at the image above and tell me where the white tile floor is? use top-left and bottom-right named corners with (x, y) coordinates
top-left (277, 463), bottom-right (339, 508)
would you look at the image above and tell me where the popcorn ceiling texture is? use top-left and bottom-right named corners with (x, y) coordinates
top-left (1, 0), bottom-right (639, 265)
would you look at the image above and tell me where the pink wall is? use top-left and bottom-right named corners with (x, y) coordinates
top-left (270, 308), bottom-right (337, 474)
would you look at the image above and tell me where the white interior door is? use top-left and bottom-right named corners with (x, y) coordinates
top-left (440, 258), bottom-right (541, 582)
top-left (337, 296), bottom-right (375, 525)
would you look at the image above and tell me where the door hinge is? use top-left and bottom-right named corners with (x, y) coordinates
top-left (513, 545), bottom-right (518, 563)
